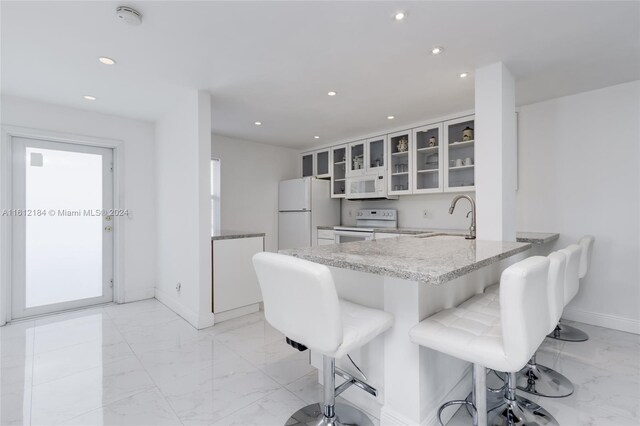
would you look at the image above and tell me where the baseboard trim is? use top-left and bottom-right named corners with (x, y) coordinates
top-left (123, 287), bottom-right (155, 303)
top-left (563, 307), bottom-right (640, 335)
top-left (154, 287), bottom-right (199, 328)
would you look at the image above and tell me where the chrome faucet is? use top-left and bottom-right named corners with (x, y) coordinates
top-left (449, 194), bottom-right (476, 239)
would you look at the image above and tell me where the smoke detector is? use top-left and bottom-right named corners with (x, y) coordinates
top-left (116, 6), bottom-right (142, 26)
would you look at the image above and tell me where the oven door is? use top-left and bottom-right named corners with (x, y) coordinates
top-left (334, 230), bottom-right (374, 244)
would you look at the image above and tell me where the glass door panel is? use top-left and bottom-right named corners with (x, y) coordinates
top-left (331, 146), bottom-right (346, 198)
top-left (414, 125), bottom-right (442, 192)
top-left (367, 137), bottom-right (385, 171)
top-left (446, 117), bottom-right (475, 190)
top-left (349, 142), bottom-right (365, 175)
top-left (11, 137), bottom-right (114, 319)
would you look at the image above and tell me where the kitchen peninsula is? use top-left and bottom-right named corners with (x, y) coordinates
top-left (281, 234), bottom-right (531, 425)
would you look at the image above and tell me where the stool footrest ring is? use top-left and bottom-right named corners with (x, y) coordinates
top-left (437, 400), bottom-right (476, 426)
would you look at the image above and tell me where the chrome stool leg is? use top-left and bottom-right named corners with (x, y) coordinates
top-left (547, 322), bottom-right (589, 342)
top-left (286, 356), bottom-right (374, 426)
top-left (488, 372), bottom-right (559, 426)
top-left (515, 354), bottom-right (573, 398)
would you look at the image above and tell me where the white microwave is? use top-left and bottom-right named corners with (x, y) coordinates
top-left (345, 171), bottom-right (398, 200)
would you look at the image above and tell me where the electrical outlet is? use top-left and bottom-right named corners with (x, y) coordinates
top-left (348, 210), bottom-right (353, 217)
top-left (176, 282), bottom-right (182, 292)
top-left (423, 209), bottom-right (429, 219)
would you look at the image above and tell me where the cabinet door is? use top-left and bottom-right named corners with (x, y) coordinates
top-left (331, 145), bottom-right (347, 198)
top-left (412, 124), bottom-right (443, 194)
top-left (388, 130), bottom-right (412, 195)
top-left (316, 149), bottom-right (330, 179)
top-left (317, 238), bottom-right (334, 246)
top-left (347, 140), bottom-right (366, 176)
top-left (301, 152), bottom-right (314, 177)
top-left (444, 115), bottom-right (475, 192)
top-left (366, 136), bottom-right (387, 173)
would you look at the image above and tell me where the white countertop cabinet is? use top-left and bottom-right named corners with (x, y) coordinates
top-left (212, 235), bottom-right (264, 320)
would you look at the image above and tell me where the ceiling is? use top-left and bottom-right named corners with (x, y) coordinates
top-left (2, 1), bottom-right (639, 149)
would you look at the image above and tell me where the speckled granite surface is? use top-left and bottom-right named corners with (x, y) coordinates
top-left (515, 232), bottom-right (560, 244)
top-left (281, 235), bottom-right (531, 285)
top-left (212, 231), bottom-right (265, 241)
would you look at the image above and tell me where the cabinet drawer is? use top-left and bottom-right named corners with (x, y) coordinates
top-left (374, 232), bottom-right (400, 239)
top-left (317, 229), bottom-right (335, 239)
top-left (318, 238), bottom-right (335, 246)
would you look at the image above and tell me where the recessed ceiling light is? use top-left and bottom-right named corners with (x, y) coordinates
top-left (83, 95), bottom-right (96, 101)
top-left (327, 91), bottom-right (337, 96)
top-left (394, 10), bottom-right (407, 21)
top-left (387, 115), bottom-right (395, 120)
top-left (459, 72), bottom-right (469, 78)
top-left (254, 121), bottom-right (262, 126)
top-left (314, 136), bottom-right (320, 139)
top-left (98, 56), bottom-right (116, 65)
top-left (431, 47), bottom-right (443, 55)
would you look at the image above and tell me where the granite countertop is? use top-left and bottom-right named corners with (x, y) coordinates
top-left (212, 231), bottom-right (265, 241)
top-left (515, 232), bottom-right (560, 244)
top-left (317, 225), bottom-right (558, 244)
top-left (281, 234), bottom-right (531, 285)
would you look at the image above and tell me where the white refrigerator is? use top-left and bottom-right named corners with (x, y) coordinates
top-left (278, 177), bottom-right (340, 250)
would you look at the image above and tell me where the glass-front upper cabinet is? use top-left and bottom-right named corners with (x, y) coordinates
top-left (301, 152), bottom-right (314, 177)
top-left (412, 123), bottom-right (443, 194)
top-left (366, 135), bottom-right (386, 173)
top-left (387, 130), bottom-right (412, 195)
top-left (444, 115), bottom-right (475, 191)
top-left (331, 145), bottom-right (347, 198)
top-left (316, 149), bottom-right (330, 179)
top-left (347, 140), bottom-right (366, 176)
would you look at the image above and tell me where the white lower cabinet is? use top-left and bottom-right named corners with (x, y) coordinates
top-left (212, 236), bottom-right (264, 316)
top-left (317, 228), bottom-right (335, 245)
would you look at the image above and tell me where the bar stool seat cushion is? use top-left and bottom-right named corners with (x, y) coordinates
top-left (410, 306), bottom-right (509, 371)
top-left (334, 299), bottom-right (394, 358)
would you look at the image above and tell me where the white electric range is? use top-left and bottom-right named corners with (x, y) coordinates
top-left (333, 208), bottom-right (397, 244)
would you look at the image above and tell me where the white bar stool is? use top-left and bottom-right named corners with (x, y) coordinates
top-left (409, 256), bottom-right (557, 426)
top-left (462, 249), bottom-right (575, 399)
top-left (252, 252), bottom-right (394, 426)
top-left (548, 235), bottom-right (594, 342)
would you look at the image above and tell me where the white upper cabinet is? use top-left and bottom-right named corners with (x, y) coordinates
top-left (366, 135), bottom-right (387, 174)
top-left (347, 140), bottom-right (366, 176)
top-left (388, 130), bottom-right (412, 196)
top-left (301, 152), bottom-right (314, 177)
top-left (315, 148), bottom-right (331, 179)
top-left (443, 115), bottom-right (475, 192)
top-left (412, 123), bottom-right (444, 194)
top-left (331, 144), bottom-right (347, 198)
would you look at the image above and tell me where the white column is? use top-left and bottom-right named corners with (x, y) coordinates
top-left (474, 62), bottom-right (517, 242)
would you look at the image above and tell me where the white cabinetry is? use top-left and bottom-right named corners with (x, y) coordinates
top-left (317, 228), bottom-right (335, 245)
top-left (331, 145), bottom-right (347, 198)
top-left (301, 149), bottom-right (331, 179)
top-left (388, 130), bottom-right (413, 196)
top-left (444, 115), bottom-right (475, 192)
top-left (212, 236), bottom-right (264, 318)
top-left (412, 123), bottom-right (444, 194)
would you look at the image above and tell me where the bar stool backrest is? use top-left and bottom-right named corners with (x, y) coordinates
top-left (559, 244), bottom-right (582, 305)
top-left (252, 252), bottom-right (343, 355)
top-left (578, 235), bottom-right (595, 279)
top-left (499, 256), bottom-right (550, 372)
top-left (547, 251), bottom-right (567, 333)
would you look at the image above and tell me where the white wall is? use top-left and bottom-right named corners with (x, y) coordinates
top-left (517, 80), bottom-right (640, 333)
top-left (211, 134), bottom-right (298, 252)
top-left (0, 95), bottom-right (156, 304)
top-left (155, 90), bottom-right (212, 329)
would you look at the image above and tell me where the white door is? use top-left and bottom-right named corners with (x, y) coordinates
top-left (279, 178), bottom-right (311, 211)
top-left (11, 137), bottom-right (114, 319)
top-left (278, 211), bottom-right (311, 249)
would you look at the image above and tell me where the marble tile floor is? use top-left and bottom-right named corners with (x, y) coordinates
top-left (0, 299), bottom-right (375, 426)
top-left (1, 299), bottom-right (637, 426)
top-left (446, 320), bottom-right (640, 426)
